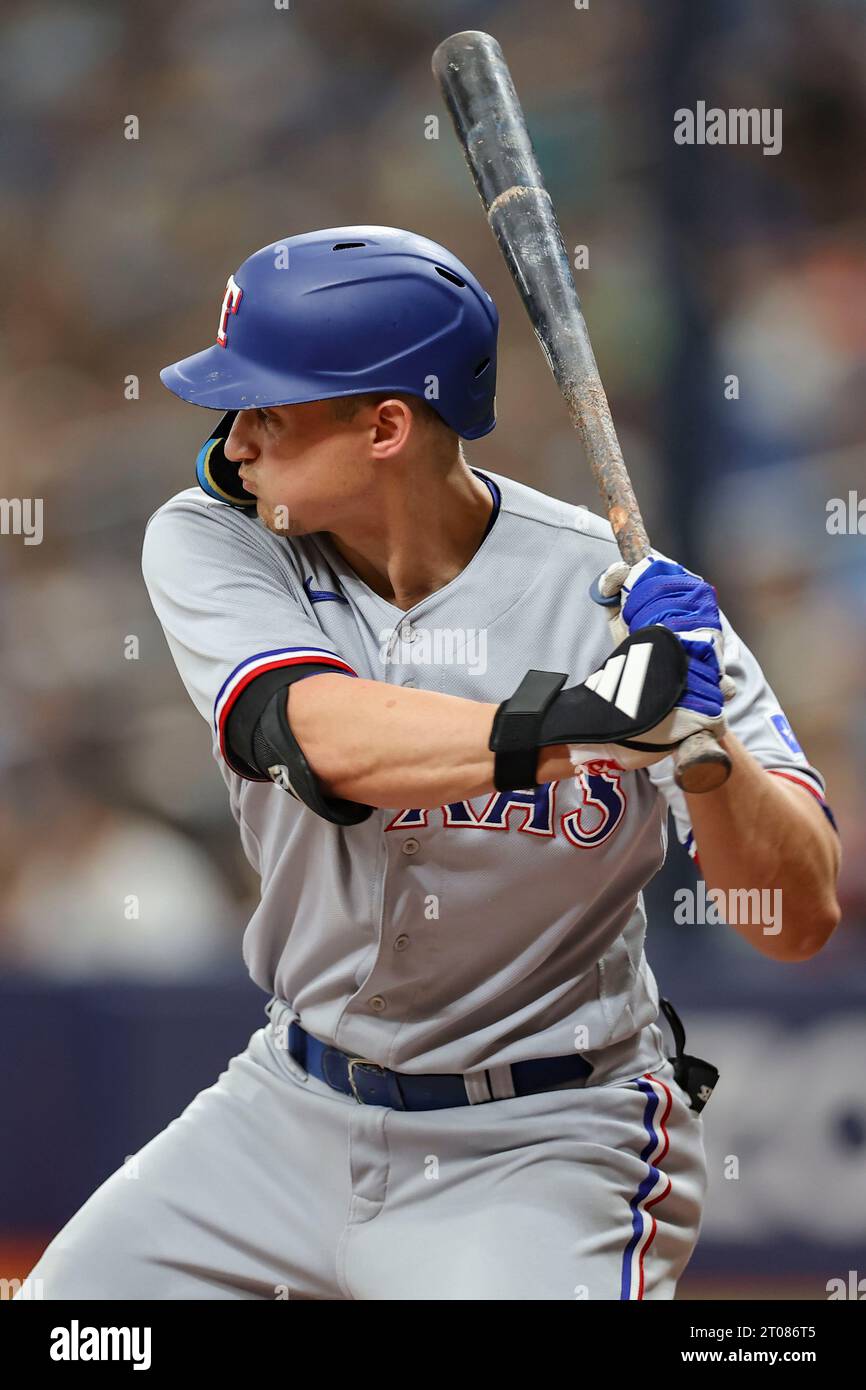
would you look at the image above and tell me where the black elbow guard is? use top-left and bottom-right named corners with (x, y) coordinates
top-left (253, 687), bottom-right (374, 826)
top-left (226, 670), bottom-right (374, 827)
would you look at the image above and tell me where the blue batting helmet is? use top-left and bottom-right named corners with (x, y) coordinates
top-left (161, 226), bottom-right (499, 506)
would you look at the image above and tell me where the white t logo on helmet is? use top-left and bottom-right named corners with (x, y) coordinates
top-left (216, 274), bottom-right (243, 348)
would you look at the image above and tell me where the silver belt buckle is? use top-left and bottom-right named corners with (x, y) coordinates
top-left (346, 1056), bottom-right (386, 1104)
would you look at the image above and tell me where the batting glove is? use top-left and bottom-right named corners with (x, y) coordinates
top-left (582, 555), bottom-right (735, 771)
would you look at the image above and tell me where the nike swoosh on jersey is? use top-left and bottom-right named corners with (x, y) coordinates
top-left (304, 575), bottom-right (349, 605)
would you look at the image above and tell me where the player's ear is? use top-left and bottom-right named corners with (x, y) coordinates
top-left (369, 397), bottom-right (413, 460)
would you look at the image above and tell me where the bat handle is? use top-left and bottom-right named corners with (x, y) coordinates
top-left (673, 730), bottom-right (732, 793)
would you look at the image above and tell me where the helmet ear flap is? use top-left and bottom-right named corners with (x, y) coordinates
top-left (194, 412), bottom-right (255, 508)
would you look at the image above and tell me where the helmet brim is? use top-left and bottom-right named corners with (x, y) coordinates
top-left (161, 344), bottom-right (496, 439)
top-left (160, 345), bottom-right (335, 411)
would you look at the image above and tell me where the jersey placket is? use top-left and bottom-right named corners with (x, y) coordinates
top-left (344, 609), bottom-right (442, 1065)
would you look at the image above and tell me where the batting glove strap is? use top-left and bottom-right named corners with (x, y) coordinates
top-left (488, 669), bottom-right (568, 792)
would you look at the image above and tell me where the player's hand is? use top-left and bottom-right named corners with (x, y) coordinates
top-left (581, 555), bottom-right (735, 773)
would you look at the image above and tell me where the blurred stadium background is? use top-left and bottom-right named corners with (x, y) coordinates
top-left (1, 0), bottom-right (864, 1299)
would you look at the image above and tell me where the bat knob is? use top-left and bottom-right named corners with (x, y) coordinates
top-left (674, 732), bottom-right (732, 794)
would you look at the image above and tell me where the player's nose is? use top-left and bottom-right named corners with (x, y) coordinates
top-left (223, 410), bottom-right (260, 463)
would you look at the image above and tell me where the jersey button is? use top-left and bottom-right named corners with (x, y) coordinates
top-left (399, 620), bottom-right (417, 643)
top-left (368, 995), bottom-right (387, 1012)
top-left (402, 676), bottom-right (417, 688)
top-left (394, 934), bottom-right (410, 952)
top-left (401, 837), bottom-right (420, 855)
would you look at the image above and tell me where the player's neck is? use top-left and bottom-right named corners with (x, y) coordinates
top-left (326, 456), bottom-right (493, 610)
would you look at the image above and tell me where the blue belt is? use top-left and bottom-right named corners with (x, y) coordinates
top-left (287, 1020), bottom-right (593, 1111)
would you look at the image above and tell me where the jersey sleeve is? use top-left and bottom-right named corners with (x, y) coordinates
top-left (142, 495), bottom-right (358, 781)
top-left (647, 613), bottom-right (836, 862)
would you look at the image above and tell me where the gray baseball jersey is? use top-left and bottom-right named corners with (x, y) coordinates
top-left (140, 468), bottom-right (828, 1079)
top-left (21, 465), bottom-right (829, 1302)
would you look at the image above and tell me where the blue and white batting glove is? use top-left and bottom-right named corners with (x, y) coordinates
top-left (586, 555), bottom-right (735, 766)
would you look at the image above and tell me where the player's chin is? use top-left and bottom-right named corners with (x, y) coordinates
top-left (259, 498), bottom-right (310, 538)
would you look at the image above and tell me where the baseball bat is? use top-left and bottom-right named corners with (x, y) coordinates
top-left (432, 29), bottom-right (731, 794)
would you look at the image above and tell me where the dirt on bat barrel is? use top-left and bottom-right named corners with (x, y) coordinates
top-left (562, 372), bottom-right (650, 565)
top-left (487, 184), bottom-right (548, 217)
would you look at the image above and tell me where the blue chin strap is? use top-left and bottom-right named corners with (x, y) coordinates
top-left (195, 412), bottom-right (256, 508)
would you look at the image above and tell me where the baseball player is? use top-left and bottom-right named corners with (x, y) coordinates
top-left (23, 227), bottom-right (840, 1300)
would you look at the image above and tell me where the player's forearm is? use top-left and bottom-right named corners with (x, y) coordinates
top-left (287, 674), bottom-right (571, 809)
top-left (685, 732), bottom-right (841, 962)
